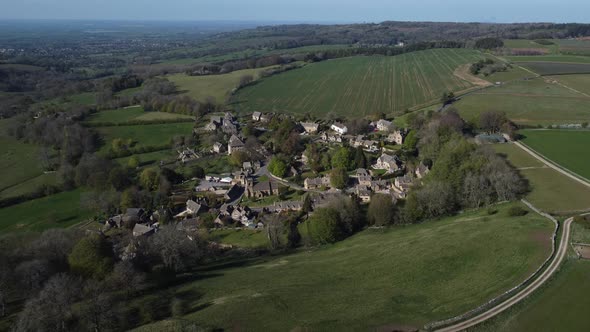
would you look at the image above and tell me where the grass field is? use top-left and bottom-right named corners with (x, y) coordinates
top-left (494, 143), bottom-right (590, 213)
top-left (115, 150), bottom-right (177, 167)
top-left (0, 119), bottom-right (49, 197)
top-left (233, 49), bottom-right (489, 117)
top-left (549, 74), bottom-right (590, 95)
top-left (0, 189), bottom-right (93, 232)
top-left (97, 122), bottom-right (194, 153)
top-left (556, 39), bottom-right (590, 56)
top-left (168, 65), bottom-right (280, 102)
top-left (0, 173), bottom-right (59, 200)
top-left (162, 45), bottom-right (352, 65)
top-left (517, 62), bottom-right (590, 76)
top-left (503, 39), bottom-right (559, 54)
top-left (471, 260), bottom-right (590, 332)
top-left (455, 77), bottom-right (590, 125)
top-left (505, 55), bottom-right (590, 64)
top-left (520, 129), bottom-right (590, 180)
top-left (134, 202), bottom-right (552, 331)
top-left (85, 106), bottom-right (194, 124)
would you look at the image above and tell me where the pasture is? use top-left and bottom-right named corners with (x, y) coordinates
top-left (520, 129), bottom-right (590, 180)
top-left (494, 143), bottom-right (590, 213)
top-left (556, 39), bottom-right (590, 56)
top-left (133, 203), bottom-right (552, 331)
top-left (233, 49), bottom-right (489, 117)
top-left (85, 106), bottom-right (194, 125)
top-left (472, 260), bottom-right (590, 332)
top-left (455, 77), bottom-right (590, 125)
top-left (517, 62), bottom-right (590, 76)
top-left (0, 189), bottom-right (93, 232)
top-left (503, 39), bottom-right (558, 54)
top-left (97, 122), bottom-right (194, 153)
top-left (505, 55), bottom-right (590, 64)
top-left (0, 119), bottom-right (49, 198)
top-left (168, 65), bottom-right (279, 102)
top-left (549, 74), bottom-right (590, 95)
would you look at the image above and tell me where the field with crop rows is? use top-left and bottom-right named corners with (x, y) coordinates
top-left (233, 49), bottom-right (488, 117)
top-left (455, 77), bottom-right (590, 125)
top-left (517, 62), bottom-right (590, 75)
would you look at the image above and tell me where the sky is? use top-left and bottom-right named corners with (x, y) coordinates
top-left (1, 0), bottom-right (589, 23)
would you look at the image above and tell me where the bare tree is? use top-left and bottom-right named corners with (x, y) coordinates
top-left (265, 215), bottom-right (284, 250)
top-left (108, 261), bottom-right (146, 299)
top-left (148, 227), bottom-right (203, 272)
top-left (13, 274), bottom-right (82, 332)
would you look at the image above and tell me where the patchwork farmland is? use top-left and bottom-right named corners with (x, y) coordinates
top-left (520, 129), bottom-right (590, 180)
top-left (455, 77), bottom-right (590, 125)
top-left (232, 49), bottom-right (489, 117)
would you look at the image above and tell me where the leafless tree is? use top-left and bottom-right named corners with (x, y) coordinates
top-left (148, 227), bottom-right (203, 272)
top-left (265, 215), bottom-right (284, 250)
top-left (108, 261), bottom-right (146, 299)
top-left (13, 274), bottom-right (82, 332)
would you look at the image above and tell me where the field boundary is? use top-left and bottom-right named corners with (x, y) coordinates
top-left (515, 141), bottom-right (590, 187)
top-left (425, 200), bottom-right (559, 331)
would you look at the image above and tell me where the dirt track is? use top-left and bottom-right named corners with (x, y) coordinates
top-left (435, 142), bottom-right (583, 332)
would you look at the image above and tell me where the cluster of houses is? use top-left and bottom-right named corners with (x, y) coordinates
top-left (104, 208), bottom-right (160, 237)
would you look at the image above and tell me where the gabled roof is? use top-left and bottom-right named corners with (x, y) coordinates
top-left (228, 135), bottom-right (245, 147)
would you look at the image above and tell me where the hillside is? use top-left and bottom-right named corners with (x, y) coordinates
top-left (132, 203), bottom-right (553, 331)
top-left (232, 48), bottom-right (488, 117)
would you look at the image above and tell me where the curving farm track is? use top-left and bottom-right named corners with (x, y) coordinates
top-left (436, 142), bottom-right (583, 331)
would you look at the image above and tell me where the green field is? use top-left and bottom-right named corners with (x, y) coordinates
top-left (0, 189), bottom-right (93, 232)
top-left (455, 77), bottom-right (590, 125)
top-left (517, 62), bottom-right (590, 76)
top-left (233, 49), bottom-right (488, 117)
top-left (556, 39), bottom-right (590, 56)
top-left (0, 119), bottom-right (49, 197)
top-left (168, 65), bottom-right (280, 102)
top-left (550, 74), bottom-right (590, 95)
top-left (520, 129), bottom-right (590, 180)
top-left (85, 106), bottom-right (194, 124)
top-left (506, 55), bottom-right (590, 64)
top-left (494, 143), bottom-right (590, 213)
top-left (97, 122), bottom-right (194, 153)
top-left (503, 39), bottom-right (559, 54)
top-left (115, 150), bottom-right (177, 167)
top-left (471, 260), bottom-right (590, 332)
top-left (162, 45), bottom-right (352, 65)
top-left (134, 203), bottom-right (552, 331)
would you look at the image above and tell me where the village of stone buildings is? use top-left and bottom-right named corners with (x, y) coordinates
top-left (105, 110), bottom-right (433, 237)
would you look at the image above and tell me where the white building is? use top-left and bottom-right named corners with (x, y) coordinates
top-left (331, 122), bottom-right (348, 135)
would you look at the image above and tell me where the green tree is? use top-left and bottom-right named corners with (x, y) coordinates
top-left (330, 167), bottom-right (349, 189)
top-left (368, 194), bottom-right (397, 226)
top-left (309, 208), bottom-right (343, 244)
top-left (331, 147), bottom-right (352, 170)
top-left (127, 155), bottom-right (140, 169)
top-left (268, 157), bottom-right (288, 178)
top-left (68, 234), bottom-right (113, 279)
top-left (139, 168), bottom-right (159, 191)
top-left (403, 130), bottom-right (418, 151)
top-left (354, 147), bottom-right (367, 169)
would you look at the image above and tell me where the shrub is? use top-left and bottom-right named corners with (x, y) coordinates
top-left (507, 206), bottom-right (528, 217)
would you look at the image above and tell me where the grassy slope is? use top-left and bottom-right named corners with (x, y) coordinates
top-left (470, 260), bottom-right (590, 332)
top-left (134, 203), bottom-right (552, 331)
top-left (521, 129), bottom-right (590, 180)
top-left (0, 189), bottom-right (93, 232)
top-left (169, 66), bottom-right (278, 102)
top-left (0, 119), bottom-right (48, 196)
top-left (455, 77), bottom-right (590, 125)
top-left (233, 49), bottom-right (488, 117)
top-left (97, 122), bottom-right (194, 153)
top-left (494, 143), bottom-right (590, 213)
top-left (85, 106), bottom-right (193, 124)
